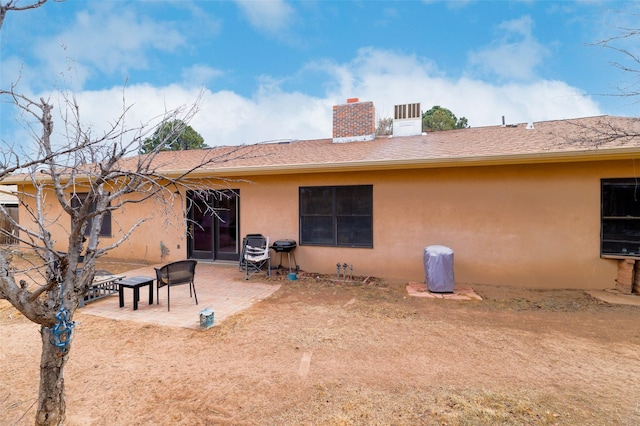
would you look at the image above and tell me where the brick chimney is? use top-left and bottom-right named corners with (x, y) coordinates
top-left (332, 99), bottom-right (376, 143)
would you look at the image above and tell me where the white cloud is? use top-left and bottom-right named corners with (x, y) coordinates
top-left (302, 47), bottom-right (599, 127)
top-left (0, 56), bottom-right (36, 91)
top-left (34, 4), bottom-right (186, 87)
top-left (467, 15), bottom-right (551, 81)
top-left (197, 88), bottom-right (332, 145)
top-left (447, 78), bottom-right (600, 126)
top-left (21, 83), bottom-right (331, 150)
top-left (7, 47), bottom-right (602, 153)
top-left (234, 0), bottom-right (295, 35)
top-left (181, 65), bottom-right (225, 88)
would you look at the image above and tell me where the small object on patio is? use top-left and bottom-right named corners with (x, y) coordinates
top-left (154, 260), bottom-right (198, 311)
top-left (117, 276), bottom-right (154, 311)
top-left (244, 236), bottom-right (271, 280)
top-left (287, 272), bottom-right (297, 281)
top-left (199, 307), bottom-right (215, 329)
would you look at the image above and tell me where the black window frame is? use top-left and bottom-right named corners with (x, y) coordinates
top-left (70, 192), bottom-right (112, 237)
top-left (601, 178), bottom-right (640, 256)
top-left (299, 185), bottom-right (373, 248)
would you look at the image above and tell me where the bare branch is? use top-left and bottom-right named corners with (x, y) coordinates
top-left (590, 12), bottom-right (640, 100)
top-left (0, 0), bottom-right (56, 30)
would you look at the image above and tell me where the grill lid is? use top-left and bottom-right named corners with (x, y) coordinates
top-left (272, 239), bottom-right (297, 251)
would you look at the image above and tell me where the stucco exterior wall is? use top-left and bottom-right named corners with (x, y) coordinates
top-left (16, 186), bottom-right (187, 264)
top-left (234, 159), bottom-right (629, 289)
top-left (17, 158), bottom-right (634, 289)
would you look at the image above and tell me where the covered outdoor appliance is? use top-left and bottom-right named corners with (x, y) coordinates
top-left (424, 245), bottom-right (455, 293)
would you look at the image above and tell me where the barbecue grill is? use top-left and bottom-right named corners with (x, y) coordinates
top-left (271, 239), bottom-right (298, 273)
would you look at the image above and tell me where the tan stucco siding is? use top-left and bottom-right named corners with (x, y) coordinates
top-left (16, 187), bottom-right (187, 264)
top-left (233, 160), bottom-right (628, 289)
top-left (372, 164), bottom-right (599, 288)
top-left (110, 193), bottom-right (187, 262)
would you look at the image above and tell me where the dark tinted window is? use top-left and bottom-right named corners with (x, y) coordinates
top-left (601, 179), bottom-right (640, 256)
top-left (71, 193), bottom-right (112, 237)
top-left (299, 185), bottom-right (372, 247)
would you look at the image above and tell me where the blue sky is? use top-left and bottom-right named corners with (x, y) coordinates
top-left (2, 0), bottom-right (640, 148)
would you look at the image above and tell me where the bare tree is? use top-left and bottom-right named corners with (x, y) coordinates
top-left (0, 3), bottom-right (252, 424)
top-left (375, 116), bottom-right (393, 136)
top-left (0, 83), bottom-right (251, 425)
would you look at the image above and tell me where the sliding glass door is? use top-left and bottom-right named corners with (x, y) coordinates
top-left (187, 190), bottom-right (240, 261)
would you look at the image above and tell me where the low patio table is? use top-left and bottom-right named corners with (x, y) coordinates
top-left (117, 276), bottom-right (154, 310)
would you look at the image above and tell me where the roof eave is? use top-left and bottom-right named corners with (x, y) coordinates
top-left (3, 146), bottom-right (639, 184)
top-left (167, 147), bottom-right (640, 177)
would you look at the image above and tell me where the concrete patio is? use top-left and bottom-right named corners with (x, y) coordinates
top-left (79, 262), bottom-right (280, 330)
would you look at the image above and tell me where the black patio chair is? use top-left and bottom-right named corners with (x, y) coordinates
top-left (154, 260), bottom-right (198, 311)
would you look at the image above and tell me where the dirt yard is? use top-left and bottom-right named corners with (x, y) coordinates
top-left (1, 260), bottom-right (640, 425)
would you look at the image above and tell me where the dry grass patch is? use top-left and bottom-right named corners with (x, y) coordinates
top-left (267, 383), bottom-right (579, 425)
top-left (2, 256), bottom-right (640, 425)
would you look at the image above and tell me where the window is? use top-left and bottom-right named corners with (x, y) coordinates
top-left (71, 193), bottom-right (112, 237)
top-left (601, 178), bottom-right (640, 256)
top-left (299, 185), bottom-right (372, 247)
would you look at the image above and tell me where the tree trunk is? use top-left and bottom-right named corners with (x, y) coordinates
top-left (36, 326), bottom-right (68, 426)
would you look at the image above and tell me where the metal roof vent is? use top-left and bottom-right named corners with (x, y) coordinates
top-left (392, 103), bottom-right (422, 137)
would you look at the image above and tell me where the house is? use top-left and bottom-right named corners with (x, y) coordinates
top-left (0, 185), bottom-right (19, 245)
top-left (6, 99), bottom-right (640, 292)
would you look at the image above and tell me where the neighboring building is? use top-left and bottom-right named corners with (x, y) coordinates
top-left (6, 99), bottom-right (640, 291)
top-left (0, 185), bottom-right (18, 245)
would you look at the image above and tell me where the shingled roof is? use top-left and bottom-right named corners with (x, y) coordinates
top-left (135, 115), bottom-right (640, 177)
top-left (4, 115), bottom-right (640, 185)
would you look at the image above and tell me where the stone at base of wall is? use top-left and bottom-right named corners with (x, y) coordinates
top-left (615, 259), bottom-right (635, 294)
